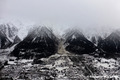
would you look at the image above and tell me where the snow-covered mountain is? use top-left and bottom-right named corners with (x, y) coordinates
top-left (98, 30), bottom-right (120, 54)
top-left (11, 26), bottom-right (59, 59)
top-left (0, 23), bottom-right (21, 49)
top-left (8, 25), bottom-right (120, 58)
top-left (64, 29), bottom-right (96, 55)
top-left (64, 29), bottom-right (120, 57)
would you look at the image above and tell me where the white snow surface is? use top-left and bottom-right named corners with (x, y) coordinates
top-left (94, 58), bottom-right (119, 69)
top-left (72, 35), bottom-right (76, 39)
top-left (0, 23), bottom-right (18, 42)
top-left (8, 61), bottom-right (16, 65)
top-left (18, 59), bottom-right (33, 63)
top-left (28, 26), bottom-right (56, 39)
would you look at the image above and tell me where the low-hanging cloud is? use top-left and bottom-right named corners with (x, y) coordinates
top-left (0, 0), bottom-right (120, 39)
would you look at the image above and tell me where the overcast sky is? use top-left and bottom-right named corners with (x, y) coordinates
top-left (0, 0), bottom-right (120, 39)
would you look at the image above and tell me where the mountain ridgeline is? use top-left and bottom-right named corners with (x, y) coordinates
top-left (64, 29), bottom-right (120, 57)
top-left (11, 26), bottom-right (59, 59)
top-left (7, 25), bottom-right (120, 58)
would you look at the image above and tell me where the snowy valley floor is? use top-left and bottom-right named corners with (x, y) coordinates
top-left (0, 50), bottom-right (120, 80)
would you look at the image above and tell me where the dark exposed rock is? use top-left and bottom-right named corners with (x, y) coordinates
top-left (0, 60), bottom-right (8, 70)
top-left (4, 61), bottom-right (8, 66)
top-left (91, 36), bottom-right (97, 45)
top-left (64, 29), bottom-right (96, 55)
top-left (0, 77), bottom-right (13, 80)
top-left (11, 26), bottom-right (59, 59)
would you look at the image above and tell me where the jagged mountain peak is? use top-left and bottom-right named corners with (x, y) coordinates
top-left (63, 28), bottom-right (84, 40)
top-left (26, 26), bottom-right (56, 40)
top-left (106, 30), bottom-right (120, 40)
top-left (64, 28), bottom-right (96, 55)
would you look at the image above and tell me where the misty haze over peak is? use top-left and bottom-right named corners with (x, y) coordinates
top-left (0, 0), bottom-right (120, 39)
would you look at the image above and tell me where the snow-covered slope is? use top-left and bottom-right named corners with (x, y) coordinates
top-left (0, 23), bottom-right (20, 49)
top-left (11, 26), bottom-right (59, 59)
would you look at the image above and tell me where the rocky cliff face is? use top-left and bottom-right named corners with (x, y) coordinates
top-left (11, 26), bottom-right (59, 59)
